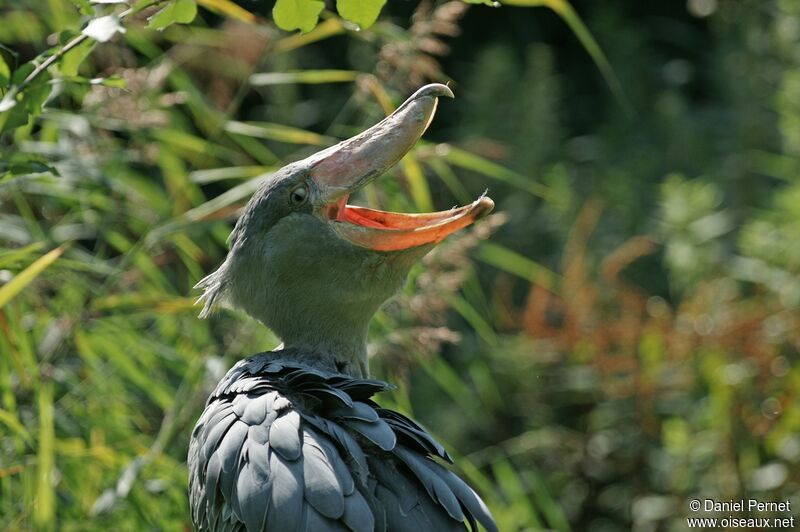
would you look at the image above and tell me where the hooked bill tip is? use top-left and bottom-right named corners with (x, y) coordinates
top-left (473, 196), bottom-right (495, 219)
top-left (409, 83), bottom-right (455, 101)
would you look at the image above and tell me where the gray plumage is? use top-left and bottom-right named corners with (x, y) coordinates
top-left (188, 353), bottom-right (497, 532)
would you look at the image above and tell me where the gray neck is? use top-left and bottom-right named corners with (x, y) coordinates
top-left (222, 214), bottom-right (422, 379)
top-left (278, 317), bottom-right (370, 377)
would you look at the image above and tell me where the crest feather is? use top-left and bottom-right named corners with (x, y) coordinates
top-left (194, 266), bottom-right (229, 319)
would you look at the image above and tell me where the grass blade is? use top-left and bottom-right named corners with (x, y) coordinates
top-left (500, 0), bottom-right (630, 113)
top-left (196, 0), bottom-right (255, 22)
top-left (250, 70), bottom-right (360, 86)
top-left (0, 408), bottom-right (33, 447)
top-left (439, 145), bottom-right (549, 197)
top-left (225, 121), bottom-right (335, 146)
top-left (0, 245), bottom-right (64, 308)
top-left (34, 380), bottom-right (55, 531)
top-left (476, 241), bottom-right (561, 292)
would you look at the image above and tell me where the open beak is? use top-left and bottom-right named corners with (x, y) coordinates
top-left (306, 83), bottom-right (494, 252)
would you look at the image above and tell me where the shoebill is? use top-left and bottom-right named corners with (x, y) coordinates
top-left (188, 84), bottom-right (497, 532)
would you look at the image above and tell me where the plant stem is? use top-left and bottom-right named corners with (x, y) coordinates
top-left (19, 33), bottom-right (90, 92)
top-left (17, 4), bottom-right (144, 93)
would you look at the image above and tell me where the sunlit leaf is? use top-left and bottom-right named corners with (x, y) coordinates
top-left (70, 0), bottom-right (96, 15)
top-left (147, 0), bottom-right (198, 31)
top-left (82, 15), bottom-right (126, 42)
top-left (91, 75), bottom-right (126, 88)
top-left (336, 0), bottom-right (386, 29)
top-left (272, 0), bottom-right (324, 33)
top-left (57, 75), bottom-right (127, 88)
top-left (0, 55), bottom-right (10, 86)
top-left (59, 38), bottom-right (96, 77)
top-left (0, 88), bottom-right (18, 112)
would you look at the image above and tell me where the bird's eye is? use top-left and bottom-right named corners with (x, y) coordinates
top-left (290, 184), bottom-right (309, 207)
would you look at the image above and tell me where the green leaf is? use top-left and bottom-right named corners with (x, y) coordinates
top-left (0, 55), bottom-right (10, 86)
top-left (131, 0), bottom-right (156, 12)
top-left (336, 0), bottom-right (386, 28)
top-left (0, 94), bottom-right (27, 132)
top-left (70, 0), bottom-right (96, 15)
top-left (11, 63), bottom-right (33, 85)
top-left (59, 75), bottom-right (127, 88)
top-left (147, 0), bottom-right (198, 31)
top-left (92, 75), bottom-right (127, 88)
top-left (272, 0), bottom-right (324, 33)
top-left (0, 77), bottom-right (52, 132)
top-left (82, 15), bottom-right (126, 42)
top-left (60, 38), bottom-right (96, 77)
top-left (23, 81), bottom-right (53, 115)
top-left (0, 159), bottom-right (59, 181)
top-left (0, 88), bottom-right (18, 112)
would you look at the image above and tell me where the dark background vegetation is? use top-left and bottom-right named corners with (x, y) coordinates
top-left (2, 0), bottom-right (799, 530)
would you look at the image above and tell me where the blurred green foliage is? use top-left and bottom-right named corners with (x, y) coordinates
top-left (1, 0), bottom-right (799, 531)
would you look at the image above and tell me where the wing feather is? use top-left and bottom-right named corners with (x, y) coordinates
top-left (237, 457), bottom-right (271, 531)
top-left (392, 447), bottom-right (464, 521)
top-left (269, 410), bottom-right (302, 460)
top-left (265, 447), bottom-right (304, 532)
top-left (189, 356), bottom-right (496, 532)
top-left (341, 487), bottom-right (375, 532)
top-left (344, 418), bottom-right (396, 451)
top-left (302, 428), bottom-right (345, 519)
top-left (204, 412), bottom-right (238, 461)
top-left (369, 458), bottom-right (464, 532)
top-left (301, 414), bottom-right (369, 483)
top-left (241, 391), bottom-right (275, 425)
